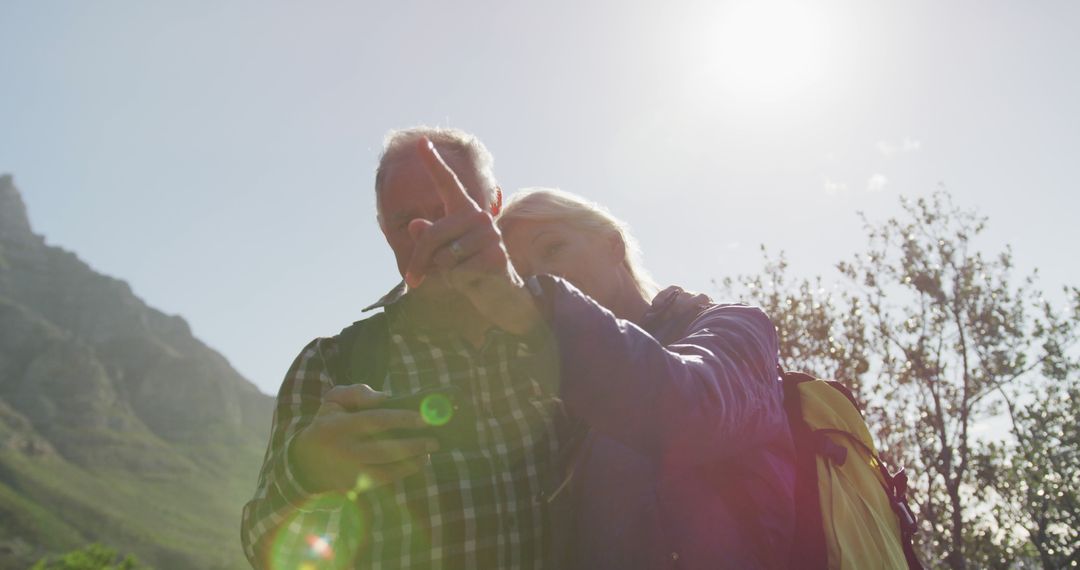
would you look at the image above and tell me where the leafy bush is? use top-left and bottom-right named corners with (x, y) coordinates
top-left (30, 543), bottom-right (149, 570)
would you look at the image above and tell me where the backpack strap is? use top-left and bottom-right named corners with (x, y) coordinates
top-left (880, 466), bottom-right (924, 569)
top-left (780, 367), bottom-right (830, 570)
top-left (326, 312), bottom-right (391, 387)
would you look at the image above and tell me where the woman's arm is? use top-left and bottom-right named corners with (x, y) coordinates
top-left (536, 276), bottom-right (786, 468)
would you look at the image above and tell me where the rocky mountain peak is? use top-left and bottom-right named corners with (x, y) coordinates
top-left (0, 174), bottom-right (43, 246)
top-left (0, 174), bottom-right (273, 568)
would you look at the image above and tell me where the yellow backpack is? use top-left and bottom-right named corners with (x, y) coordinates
top-left (781, 370), bottom-right (924, 569)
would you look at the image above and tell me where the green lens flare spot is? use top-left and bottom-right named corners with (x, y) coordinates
top-left (354, 473), bottom-right (374, 493)
top-left (420, 393), bottom-right (454, 426)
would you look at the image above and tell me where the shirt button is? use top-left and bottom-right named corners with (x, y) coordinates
top-left (671, 552), bottom-right (680, 561)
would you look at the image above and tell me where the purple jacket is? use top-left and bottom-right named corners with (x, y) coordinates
top-left (535, 276), bottom-right (796, 569)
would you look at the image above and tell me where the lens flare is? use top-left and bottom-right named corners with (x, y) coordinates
top-left (306, 535), bottom-right (334, 560)
top-left (420, 393), bottom-right (454, 426)
top-left (267, 494), bottom-right (368, 570)
top-left (354, 472), bottom-right (374, 493)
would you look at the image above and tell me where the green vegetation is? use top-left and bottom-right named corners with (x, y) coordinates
top-left (722, 190), bottom-right (1079, 568)
top-left (30, 544), bottom-right (148, 570)
top-left (0, 444), bottom-right (262, 569)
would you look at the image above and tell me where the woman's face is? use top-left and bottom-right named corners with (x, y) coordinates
top-left (503, 219), bottom-right (624, 308)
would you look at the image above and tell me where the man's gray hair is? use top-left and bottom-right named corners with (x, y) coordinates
top-left (375, 126), bottom-right (498, 207)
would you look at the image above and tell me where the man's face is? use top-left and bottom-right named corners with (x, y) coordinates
top-left (378, 149), bottom-right (491, 296)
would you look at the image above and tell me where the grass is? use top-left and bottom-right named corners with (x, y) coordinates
top-left (0, 446), bottom-right (260, 570)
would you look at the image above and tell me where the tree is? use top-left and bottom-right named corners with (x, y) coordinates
top-left (974, 290), bottom-right (1079, 568)
top-left (721, 190), bottom-right (1079, 569)
top-left (716, 248), bottom-right (872, 399)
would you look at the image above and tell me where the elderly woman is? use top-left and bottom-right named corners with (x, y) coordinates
top-left (492, 188), bottom-right (796, 569)
top-left (402, 140), bottom-right (795, 568)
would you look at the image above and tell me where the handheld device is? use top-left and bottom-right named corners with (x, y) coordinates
top-left (381, 386), bottom-right (476, 450)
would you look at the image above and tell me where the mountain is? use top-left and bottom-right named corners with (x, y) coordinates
top-left (0, 174), bottom-right (273, 569)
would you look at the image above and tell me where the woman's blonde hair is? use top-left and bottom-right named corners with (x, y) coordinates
top-left (497, 187), bottom-right (658, 299)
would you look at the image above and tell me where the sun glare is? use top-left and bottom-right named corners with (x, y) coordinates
top-left (704, 1), bottom-right (832, 103)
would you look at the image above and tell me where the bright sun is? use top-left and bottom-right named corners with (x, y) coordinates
top-left (703, 1), bottom-right (832, 103)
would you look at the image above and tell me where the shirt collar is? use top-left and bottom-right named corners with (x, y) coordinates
top-left (362, 280), bottom-right (409, 312)
top-left (361, 281), bottom-right (488, 337)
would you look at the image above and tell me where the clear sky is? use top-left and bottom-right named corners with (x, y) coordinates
top-left (2, 0), bottom-right (1077, 395)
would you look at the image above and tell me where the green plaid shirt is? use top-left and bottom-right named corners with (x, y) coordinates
top-left (242, 285), bottom-right (568, 569)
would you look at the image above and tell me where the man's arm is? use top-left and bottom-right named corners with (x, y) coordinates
top-left (241, 339), bottom-right (337, 568)
top-left (240, 338), bottom-right (434, 568)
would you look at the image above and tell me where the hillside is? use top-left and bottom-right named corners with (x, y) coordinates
top-left (0, 174), bottom-right (273, 569)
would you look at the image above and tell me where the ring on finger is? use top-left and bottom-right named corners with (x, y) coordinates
top-left (448, 240), bottom-right (465, 261)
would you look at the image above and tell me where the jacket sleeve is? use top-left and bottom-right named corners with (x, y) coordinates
top-left (540, 277), bottom-right (784, 468)
top-left (240, 338), bottom-right (351, 569)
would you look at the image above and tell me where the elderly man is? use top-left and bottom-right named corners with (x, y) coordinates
top-left (241, 127), bottom-right (570, 570)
